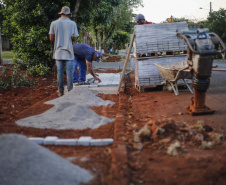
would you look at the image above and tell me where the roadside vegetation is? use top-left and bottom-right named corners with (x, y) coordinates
top-left (2, 51), bottom-right (15, 60)
top-left (0, 0), bottom-right (141, 71)
top-left (0, 65), bottom-right (34, 89)
top-left (0, 1), bottom-right (225, 87)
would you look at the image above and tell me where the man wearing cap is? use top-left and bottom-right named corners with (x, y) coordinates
top-left (134, 14), bottom-right (153, 57)
top-left (72, 43), bottom-right (102, 85)
top-left (134, 14), bottom-right (153, 25)
top-left (49, 6), bottom-right (79, 96)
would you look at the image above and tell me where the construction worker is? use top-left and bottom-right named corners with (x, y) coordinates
top-left (49, 6), bottom-right (79, 96)
top-left (134, 14), bottom-right (153, 25)
top-left (73, 43), bottom-right (102, 85)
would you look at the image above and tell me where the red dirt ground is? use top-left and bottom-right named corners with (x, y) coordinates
top-left (0, 57), bottom-right (226, 185)
top-left (102, 53), bottom-right (125, 63)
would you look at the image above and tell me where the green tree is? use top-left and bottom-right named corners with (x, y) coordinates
top-left (0, 1), bottom-right (4, 65)
top-left (108, 30), bottom-right (129, 50)
top-left (1, 0), bottom-right (124, 70)
top-left (89, 0), bottom-right (142, 50)
top-left (205, 8), bottom-right (226, 43)
top-left (1, 0), bottom-right (142, 72)
top-left (71, 0), bottom-right (125, 49)
top-left (88, 1), bottom-right (118, 49)
top-left (72, 0), bottom-right (121, 23)
top-left (1, 0), bottom-right (70, 70)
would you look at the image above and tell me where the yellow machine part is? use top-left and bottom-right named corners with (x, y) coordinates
top-left (168, 16), bottom-right (173, 23)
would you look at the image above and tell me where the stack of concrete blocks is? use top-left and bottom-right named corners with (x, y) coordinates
top-left (136, 56), bottom-right (187, 86)
top-left (134, 22), bottom-right (188, 87)
top-left (134, 22), bottom-right (188, 54)
top-left (130, 57), bottom-right (136, 71)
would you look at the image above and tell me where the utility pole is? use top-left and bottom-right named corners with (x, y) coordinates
top-left (0, 2), bottom-right (3, 65)
top-left (210, 2), bottom-right (212, 13)
top-left (0, 30), bottom-right (3, 65)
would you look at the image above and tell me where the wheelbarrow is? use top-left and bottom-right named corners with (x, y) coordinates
top-left (155, 61), bottom-right (194, 95)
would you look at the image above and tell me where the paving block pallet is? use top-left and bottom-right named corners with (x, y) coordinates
top-left (134, 22), bottom-right (188, 54)
top-left (133, 22), bottom-right (189, 88)
top-left (134, 56), bottom-right (187, 87)
top-left (135, 83), bottom-right (159, 93)
top-left (135, 50), bottom-right (187, 60)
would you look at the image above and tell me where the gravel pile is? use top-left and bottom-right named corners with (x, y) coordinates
top-left (16, 88), bottom-right (115, 129)
top-left (0, 134), bottom-right (93, 185)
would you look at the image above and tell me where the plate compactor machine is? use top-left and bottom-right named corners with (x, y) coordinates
top-left (177, 26), bottom-right (226, 115)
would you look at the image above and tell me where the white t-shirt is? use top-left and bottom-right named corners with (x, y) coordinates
top-left (49, 17), bottom-right (79, 60)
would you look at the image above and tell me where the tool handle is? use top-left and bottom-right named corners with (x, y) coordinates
top-left (209, 32), bottom-right (226, 53)
top-left (197, 33), bottom-right (207, 39)
top-left (174, 67), bottom-right (226, 72)
top-left (177, 33), bottom-right (219, 55)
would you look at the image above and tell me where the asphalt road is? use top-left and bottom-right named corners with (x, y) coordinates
top-left (209, 60), bottom-right (226, 94)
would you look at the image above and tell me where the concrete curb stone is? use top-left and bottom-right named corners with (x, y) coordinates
top-left (77, 136), bottom-right (92, 146)
top-left (90, 138), bottom-right (114, 146)
top-left (28, 137), bottom-right (44, 144)
top-left (43, 136), bottom-right (58, 145)
top-left (54, 139), bottom-right (78, 146)
top-left (29, 136), bottom-right (114, 146)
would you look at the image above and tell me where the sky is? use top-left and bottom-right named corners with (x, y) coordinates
top-left (133, 0), bottom-right (226, 23)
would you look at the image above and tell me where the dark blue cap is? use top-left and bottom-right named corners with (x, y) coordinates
top-left (96, 51), bottom-right (102, 63)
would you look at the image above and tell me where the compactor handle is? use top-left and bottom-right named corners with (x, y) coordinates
top-left (197, 33), bottom-right (207, 39)
top-left (209, 32), bottom-right (226, 53)
top-left (177, 33), bottom-right (199, 54)
top-left (177, 33), bottom-right (219, 55)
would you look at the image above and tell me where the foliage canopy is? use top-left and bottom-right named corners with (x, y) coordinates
top-left (1, 0), bottom-right (70, 69)
top-left (1, 0), bottom-right (142, 72)
top-left (205, 8), bottom-right (226, 43)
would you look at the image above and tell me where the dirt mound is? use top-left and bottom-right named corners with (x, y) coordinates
top-left (102, 53), bottom-right (125, 62)
top-left (133, 119), bottom-right (224, 155)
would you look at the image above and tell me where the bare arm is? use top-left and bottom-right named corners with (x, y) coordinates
top-left (72, 34), bottom-right (77, 42)
top-left (86, 61), bottom-right (101, 82)
top-left (49, 34), bottom-right (55, 42)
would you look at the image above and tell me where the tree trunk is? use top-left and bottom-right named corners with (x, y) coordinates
top-left (95, 28), bottom-right (99, 51)
top-left (222, 51), bottom-right (226, 59)
top-left (102, 25), bottom-right (115, 50)
top-left (0, 31), bottom-right (3, 65)
top-left (72, 0), bottom-right (82, 21)
top-left (100, 30), bottom-right (103, 49)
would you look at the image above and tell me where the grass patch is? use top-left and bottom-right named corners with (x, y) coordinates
top-left (2, 51), bottom-right (15, 60)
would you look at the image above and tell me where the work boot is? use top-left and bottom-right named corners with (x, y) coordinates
top-left (58, 91), bottom-right (64, 97)
top-left (78, 81), bottom-right (85, 85)
top-left (79, 81), bottom-right (90, 85)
